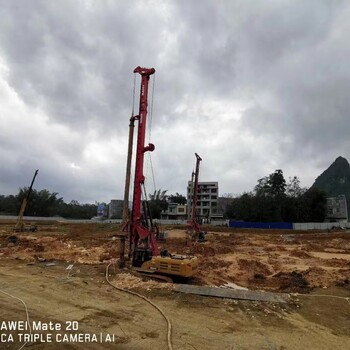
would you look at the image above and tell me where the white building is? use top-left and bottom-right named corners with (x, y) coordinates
top-left (161, 203), bottom-right (187, 220)
top-left (325, 195), bottom-right (348, 222)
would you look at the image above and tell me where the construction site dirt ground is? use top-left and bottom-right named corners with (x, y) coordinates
top-left (0, 221), bottom-right (350, 349)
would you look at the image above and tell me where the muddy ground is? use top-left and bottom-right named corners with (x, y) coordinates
top-left (0, 221), bottom-right (349, 349)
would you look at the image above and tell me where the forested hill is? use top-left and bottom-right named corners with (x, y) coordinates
top-left (311, 156), bottom-right (350, 199)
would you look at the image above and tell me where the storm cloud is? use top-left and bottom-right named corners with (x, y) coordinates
top-left (0, 0), bottom-right (349, 203)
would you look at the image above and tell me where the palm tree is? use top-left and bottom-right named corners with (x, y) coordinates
top-left (149, 189), bottom-right (168, 201)
top-left (147, 189), bottom-right (168, 219)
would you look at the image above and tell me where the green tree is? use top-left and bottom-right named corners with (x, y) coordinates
top-left (57, 200), bottom-right (97, 219)
top-left (268, 169), bottom-right (286, 197)
top-left (252, 170), bottom-right (287, 221)
top-left (148, 189), bottom-right (168, 219)
top-left (226, 193), bottom-right (256, 221)
top-left (254, 177), bottom-right (270, 197)
top-left (0, 194), bottom-right (18, 215)
top-left (0, 187), bottom-right (97, 219)
top-left (168, 192), bottom-right (187, 205)
top-left (255, 170), bottom-right (286, 197)
top-left (226, 171), bottom-right (328, 223)
top-left (149, 189), bottom-right (168, 201)
top-left (286, 176), bottom-right (306, 198)
top-left (16, 187), bottom-right (64, 217)
top-left (299, 188), bottom-right (327, 222)
top-left (283, 177), bottom-right (306, 221)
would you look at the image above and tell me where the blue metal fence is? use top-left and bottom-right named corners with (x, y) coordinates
top-left (228, 220), bottom-right (293, 229)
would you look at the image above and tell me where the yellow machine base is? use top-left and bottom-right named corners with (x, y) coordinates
top-left (139, 255), bottom-right (199, 278)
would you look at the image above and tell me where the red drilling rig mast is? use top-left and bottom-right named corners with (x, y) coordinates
top-left (129, 66), bottom-right (159, 266)
top-left (118, 66), bottom-right (198, 278)
top-left (189, 153), bottom-right (202, 232)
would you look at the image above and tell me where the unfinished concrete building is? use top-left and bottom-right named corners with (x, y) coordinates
top-left (108, 200), bottom-right (123, 219)
top-left (187, 181), bottom-right (223, 222)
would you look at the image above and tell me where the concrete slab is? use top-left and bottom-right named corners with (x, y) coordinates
top-left (174, 284), bottom-right (289, 303)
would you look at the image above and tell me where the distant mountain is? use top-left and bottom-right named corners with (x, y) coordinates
top-left (311, 157), bottom-right (350, 214)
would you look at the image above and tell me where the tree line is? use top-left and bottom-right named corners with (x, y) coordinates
top-left (224, 170), bottom-right (327, 222)
top-left (145, 170), bottom-right (328, 222)
top-left (148, 190), bottom-right (186, 219)
top-left (147, 170), bottom-right (328, 223)
top-left (1, 169), bottom-right (327, 222)
top-left (0, 188), bottom-right (97, 219)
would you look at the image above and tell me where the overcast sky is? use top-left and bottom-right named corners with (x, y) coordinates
top-left (0, 0), bottom-right (349, 204)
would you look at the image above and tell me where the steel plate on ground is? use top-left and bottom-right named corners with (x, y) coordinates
top-left (174, 284), bottom-right (288, 303)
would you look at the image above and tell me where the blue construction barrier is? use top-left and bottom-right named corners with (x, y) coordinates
top-left (228, 220), bottom-right (293, 230)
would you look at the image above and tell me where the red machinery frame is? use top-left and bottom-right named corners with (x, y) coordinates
top-left (130, 66), bottom-right (159, 257)
top-left (188, 153), bottom-right (202, 232)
